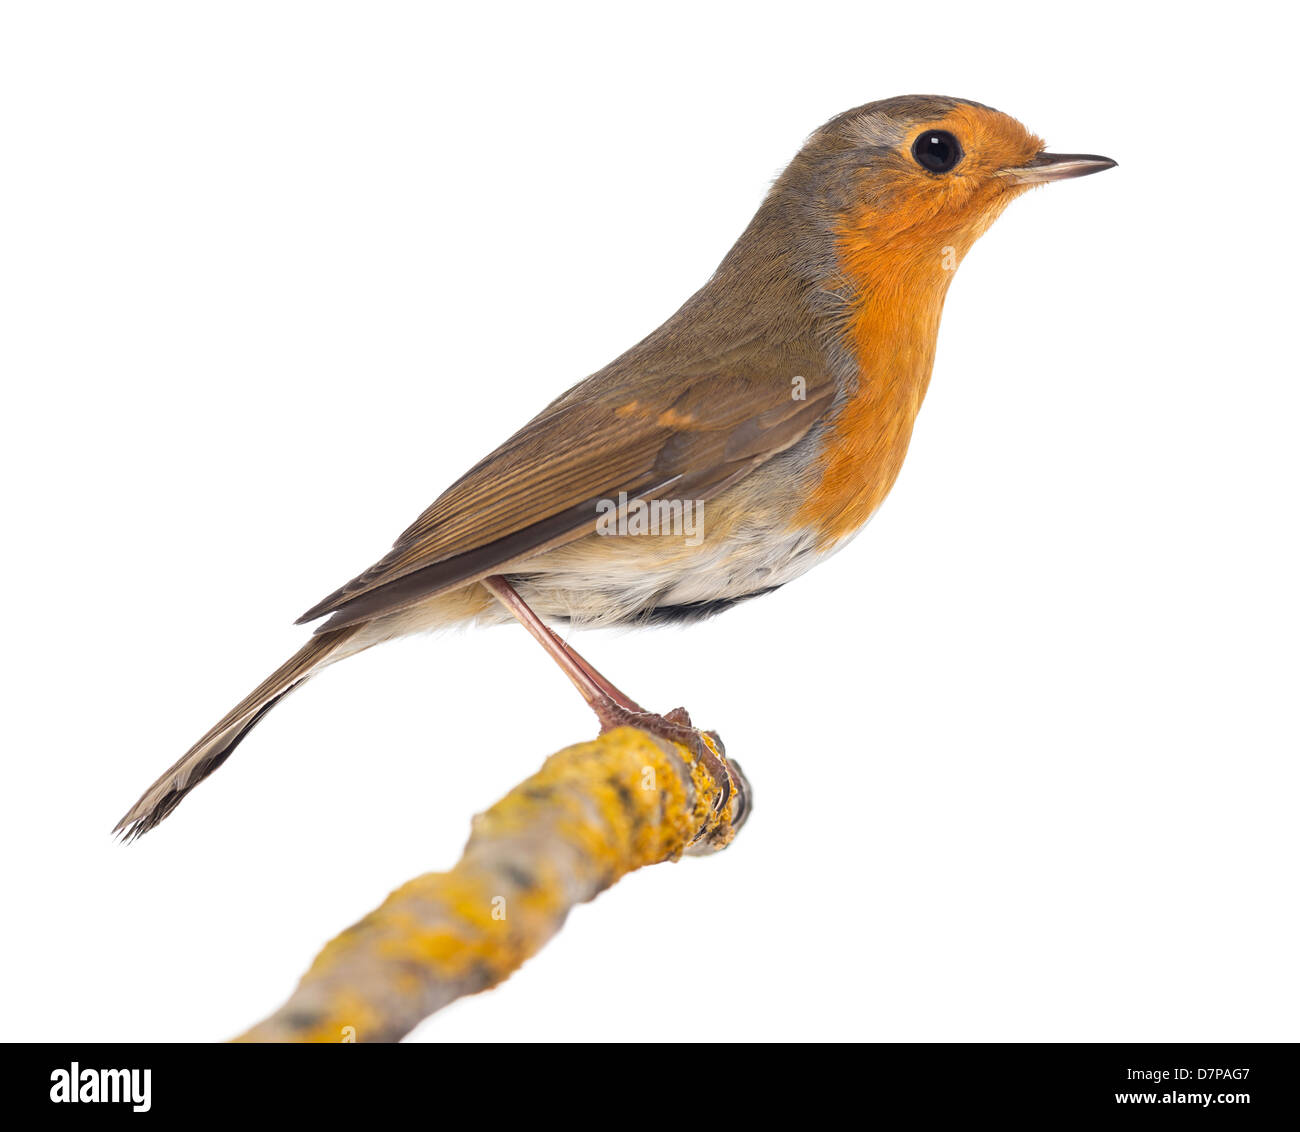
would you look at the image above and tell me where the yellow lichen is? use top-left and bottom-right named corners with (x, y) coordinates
top-left (236, 726), bottom-right (746, 1042)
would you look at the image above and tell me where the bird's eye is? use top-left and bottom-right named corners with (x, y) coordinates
top-left (912, 130), bottom-right (963, 174)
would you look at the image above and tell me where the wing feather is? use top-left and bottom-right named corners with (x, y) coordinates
top-left (298, 369), bottom-right (835, 630)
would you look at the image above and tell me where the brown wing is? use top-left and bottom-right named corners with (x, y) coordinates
top-left (297, 367), bottom-right (835, 631)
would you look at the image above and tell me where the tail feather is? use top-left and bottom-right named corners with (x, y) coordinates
top-left (114, 626), bottom-right (361, 841)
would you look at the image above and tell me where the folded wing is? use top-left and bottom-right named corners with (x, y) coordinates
top-left (298, 367), bottom-right (836, 631)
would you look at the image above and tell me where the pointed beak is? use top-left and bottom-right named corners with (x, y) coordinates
top-left (1001, 152), bottom-right (1117, 185)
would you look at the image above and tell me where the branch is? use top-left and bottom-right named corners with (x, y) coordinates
top-left (235, 724), bottom-right (749, 1042)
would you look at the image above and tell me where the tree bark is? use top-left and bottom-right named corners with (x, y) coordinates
top-left (236, 725), bottom-right (748, 1042)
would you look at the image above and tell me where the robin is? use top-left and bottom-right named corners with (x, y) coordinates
top-left (117, 95), bottom-right (1114, 839)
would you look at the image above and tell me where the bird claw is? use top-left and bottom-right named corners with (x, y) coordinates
top-left (593, 699), bottom-right (749, 849)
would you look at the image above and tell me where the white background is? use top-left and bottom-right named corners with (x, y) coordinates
top-left (2, 2), bottom-right (1296, 1043)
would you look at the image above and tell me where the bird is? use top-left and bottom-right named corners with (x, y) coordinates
top-left (116, 94), bottom-right (1115, 840)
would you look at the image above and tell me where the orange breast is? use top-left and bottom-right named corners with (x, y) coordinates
top-left (794, 218), bottom-right (966, 545)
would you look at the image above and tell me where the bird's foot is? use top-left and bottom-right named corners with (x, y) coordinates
top-left (477, 577), bottom-right (750, 844)
top-left (593, 700), bottom-right (750, 846)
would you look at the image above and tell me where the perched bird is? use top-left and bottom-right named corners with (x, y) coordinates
top-left (116, 95), bottom-right (1114, 839)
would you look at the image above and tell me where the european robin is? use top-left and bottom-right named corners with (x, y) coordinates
top-left (117, 95), bottom-right (1114, 839)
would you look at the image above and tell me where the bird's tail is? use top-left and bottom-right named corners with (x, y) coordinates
top-left (113, 624), bottom-right (364, 841)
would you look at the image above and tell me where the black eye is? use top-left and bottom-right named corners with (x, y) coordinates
top-left (912, 129), bottom-right (963, 173)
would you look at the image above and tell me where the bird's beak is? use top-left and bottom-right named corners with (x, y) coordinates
top-left (1001, 152), bottom-right (1117, 185)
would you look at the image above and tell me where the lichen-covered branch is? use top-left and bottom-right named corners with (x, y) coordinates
top-left (236, 725), bottom-right (749, 1042)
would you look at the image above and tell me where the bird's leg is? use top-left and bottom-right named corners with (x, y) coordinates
top-left (480, 575), bottom-right (741, 830)
top-left (480, 575), bottom-right (644, 717)
top-left (557, 638), bottom-right (646, 714)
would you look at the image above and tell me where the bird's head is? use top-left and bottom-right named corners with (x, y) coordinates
top-left (790, 95), bottom-right (1115, 285)
top-left (663, 95), bottom-right (1114, 370)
